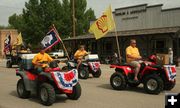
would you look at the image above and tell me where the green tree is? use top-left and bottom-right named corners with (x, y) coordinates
top-left (8, 0), bottom-right (96, 46)
top-left (71, 0), bottom-right (96, 35)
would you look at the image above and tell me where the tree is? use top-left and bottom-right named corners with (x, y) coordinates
top-left (71, 0), bottom-right (96, 35)
top-left (8, 0), bottom-right (96, 46)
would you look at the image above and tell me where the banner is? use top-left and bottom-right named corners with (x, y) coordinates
top-left (16, 32), bottom-right (23, 46)
top-left (88, 61), bottom-right (101, 72)
top-left (51, 69), bottom-right (78, 93)
top-left (41, 27), bottom-right (61, 50)
top-left (89, 5), bottom-right (115, 39)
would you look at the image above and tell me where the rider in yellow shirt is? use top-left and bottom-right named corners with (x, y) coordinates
top-left (126, 39), bottom-right (142, 82)
top-left (32, 49), bottom-right (53, 72)
top-left (74, 45), bottom-right (88, 69)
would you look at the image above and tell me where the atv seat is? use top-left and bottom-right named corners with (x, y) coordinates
top-left (44, 67), bottom-right (61, 72)
top-left (114, 63), bottom-right (132, 67)
top-left (26, 68), bottom-right (40, 75)
top-left (121, 63), bottom-right (132, 66)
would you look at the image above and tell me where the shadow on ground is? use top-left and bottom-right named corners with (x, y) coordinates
top-left (9, 90), bottom-right (68, 105)
top-left (97, 84), bottom-right (147, 94)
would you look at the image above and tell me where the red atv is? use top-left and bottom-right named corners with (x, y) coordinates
top-left (16, 59), bottom-right (81, 106)
top-left (63, 54), bottom-right (101, 79)
top-left (110, 55), bottom-right (176, 94)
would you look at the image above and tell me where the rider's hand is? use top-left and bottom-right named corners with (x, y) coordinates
top-left (78, 56), bottom-right (83, 59)
top-left (138, 56), bottom-right (142, 59)
top-left (37, 62), bottom-right (43, 66)
top-left (135, 56), bottom-right (142, 60)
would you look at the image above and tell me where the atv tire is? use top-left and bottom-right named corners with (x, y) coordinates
top-left (17, 79), bottom-right (30, 98)
top-left (92, 68), bottom-right (101, 78)
top-left (143, 74), bottom-right (164, 94)
top-left (78, 66), bottom-right (89, 79)
top-left (110, 72), bottom-right (127, 90)
top-left (66, 82), bottom-right (81, 100)
top-left (39, 83), bottom-right (56, 106)
top-left (6, 61), bottom-right (12, 68)
top-left (164, 80), bottom-right (176, 90)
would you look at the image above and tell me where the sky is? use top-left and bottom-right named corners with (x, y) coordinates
top-left (0, 0), bottom-right (180, 26)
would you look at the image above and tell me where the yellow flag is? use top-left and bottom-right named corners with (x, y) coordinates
top-left (89, 5), bottom-right (115, 39)
top-left (16, 32), bottom-right (23, 45)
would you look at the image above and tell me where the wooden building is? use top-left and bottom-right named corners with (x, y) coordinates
top-left (64, 4), bottom-right (180, 63)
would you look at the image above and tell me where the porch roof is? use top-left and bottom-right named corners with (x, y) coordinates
top-left (63, 27), bottom-right (180, 41)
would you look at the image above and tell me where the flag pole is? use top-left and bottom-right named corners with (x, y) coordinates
top-left (114, 27), bottom-right (121, 64)
top-left (52, 24), bottom-right (70, 60)
top-left (111, 6), bottom-right (121, 64)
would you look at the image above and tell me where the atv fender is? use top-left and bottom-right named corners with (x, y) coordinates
top-left (82, 62), bottom-right (88, 66)
top-left (39, 72), bottom-right (53, 81)
top-left (16, 70), bottom-right (37, 93)
top-left (141, 66), bottom-right (158, 77)
top-left (110, 65), bottom-right (133, 75)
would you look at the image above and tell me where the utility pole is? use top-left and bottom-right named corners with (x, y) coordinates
top-left (72, 0), bottom-right (75, 37)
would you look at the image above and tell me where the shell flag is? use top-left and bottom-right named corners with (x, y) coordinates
top-left (89, 5), bottom-right (115, 40)
top-left (16, 32), bottom-right (23, 46)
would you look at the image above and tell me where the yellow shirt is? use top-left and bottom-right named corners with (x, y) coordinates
top-left (32, 53), bottom-right (53, 67)
top-left (74, 50), bottom-right (88, 59)
top-left (126, 46), bottom-right (140, 63)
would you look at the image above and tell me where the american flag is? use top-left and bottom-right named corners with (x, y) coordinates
top-left (4, 34), bottom-right (11, 54)
top-left (51, 69), bottom-right (78, 93)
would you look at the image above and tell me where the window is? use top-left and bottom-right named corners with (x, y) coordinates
top-left (151, 39), bottom-right (166, 53)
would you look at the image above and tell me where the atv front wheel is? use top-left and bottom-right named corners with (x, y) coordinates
top-left (39, 83), bottom-right (56, 106)
top-left (78, 67), bottom-right (89, 79)
top-left (110, 72), bottom-right (127, 90)
top-left (17, 79), bottom-right (30, 98)
top-left (143, 74), bottom-right (164, 94)
top-left (66, 82), bottom-right (81, 100)
top-left (92, 68), bottom-right (101, 78)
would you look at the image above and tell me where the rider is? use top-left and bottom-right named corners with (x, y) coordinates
top-left (74, 45), bottom-right (88, 70)
top-left (32, 48), bottom-right (53, 72)
top-left (126, 39), bottom-right (142, 82)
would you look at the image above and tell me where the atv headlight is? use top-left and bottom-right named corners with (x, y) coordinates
top-left (127, 67), bottom-right (131, 71)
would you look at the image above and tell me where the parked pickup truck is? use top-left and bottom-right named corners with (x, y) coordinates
top-left (48, 49), bottom-right (65, 59)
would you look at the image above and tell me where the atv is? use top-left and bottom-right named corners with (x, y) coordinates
top-left (6, 49), bottom-right (31, 68)
top-left (63, 54), bottom-right (101, 79)
top-left (16, 54), bottom-right (81, 106)
top-left (6, 54), bottom-right (22, 68)
top-left (110, 55), bottom-right (176, 95)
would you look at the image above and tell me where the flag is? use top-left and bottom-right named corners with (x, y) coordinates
top-left (4, 33), bottom-right (11, 54)
top-left (16, 32), bottom-right (23, 45)
top-left (51, 69), bottom-right (78, 93)
top-left (163, 65), bottom-right (176, 81)
top-left (89, 5), bottom-right (115, 39)
top-left (41, 27), bottom-right (61, 50)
